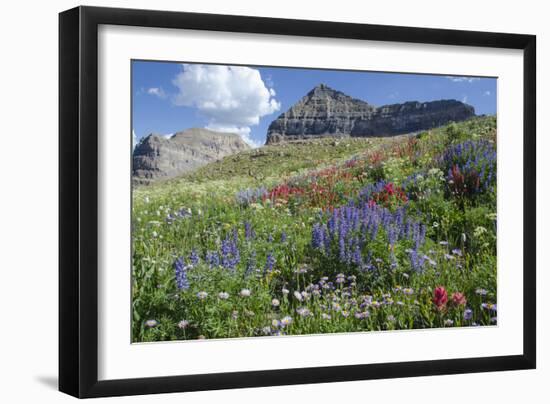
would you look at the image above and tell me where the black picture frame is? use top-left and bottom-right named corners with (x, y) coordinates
top-left (59, 5), bottom-right (536, 398)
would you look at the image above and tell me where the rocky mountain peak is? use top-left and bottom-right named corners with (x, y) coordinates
top-left (133, 128), bottom-right (250, 184)
top-left (308, 83), bottom-right (336, 96)
top-left (266, 84), bottom-right (377, 144)
top-left (266, 85), bottom-right (475, 144)
top-left (305, 83), bottom-right (369, 104)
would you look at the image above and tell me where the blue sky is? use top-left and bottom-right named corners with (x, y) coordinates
top-left (132, 60), bottom-right (496, 147)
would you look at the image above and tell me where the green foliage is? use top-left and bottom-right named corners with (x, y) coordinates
top-left (445, 122), bottom-right (468, 145)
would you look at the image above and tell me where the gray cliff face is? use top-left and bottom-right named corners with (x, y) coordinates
top-left (266, 84), bottom-right (475, 144)
top-left (133, 128), bottom-right (250, 183)
top-left (266, 84), bottom-right (377, 144)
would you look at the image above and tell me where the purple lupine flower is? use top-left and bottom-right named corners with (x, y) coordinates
top-left (206, 251), bottom-right (220, 268)
top-left (409, 249), bottom-right (425, 272)
top-left (281, 232), bottom-right (287, 243)
top-left (189, 249), bottom-right (199, 266)
top-left (440, 139), bottom-right (496, 195)
top-left (312, 223), bottom-right (324, 249)
top-left (369, 215), bottom-right (380, 240)
top-left (174, 257), bottom-right (190, 291)
top-left (264, 252), bottom-right (276, 274)
top-left (220, 231), bottom-right (240, 271)
top-left (310, 196), bottom-right (429, 270)
top-left (387, 224), bottom-right (398, 247)
top-left (244, 221), bottom-right (255, 240)
top-left (412, 222), bottom-right (426, 250)
top-left (220, 237), bottom-right (233, 269)
top-left (338, 233), bottom-right (348, 263)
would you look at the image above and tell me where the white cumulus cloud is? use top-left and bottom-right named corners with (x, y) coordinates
top-left (132, 129), bottom-right (137, 149)
top-left (147, 87), bottom-right (167, 98)
top-left (171, 64), bottom-right (280, 146)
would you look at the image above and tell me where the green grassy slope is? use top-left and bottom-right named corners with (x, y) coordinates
top-left (132, 116), bottom-right (497, 342)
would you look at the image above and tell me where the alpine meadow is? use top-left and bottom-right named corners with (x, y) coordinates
top-left (131, 62), bottom-right (497, 342)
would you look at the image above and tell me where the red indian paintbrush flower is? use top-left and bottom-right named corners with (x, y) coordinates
top-left (451, 292), bottom-right (467, 306)
top-left (433, 286), bottom-right (448, 310)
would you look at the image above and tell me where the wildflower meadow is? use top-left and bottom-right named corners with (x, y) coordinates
top-left (132, 116), bottom-right (497, 342)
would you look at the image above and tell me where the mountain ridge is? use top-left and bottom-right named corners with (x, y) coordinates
top-left (133, 128), bottom-right (250, 184)
top-left (266, 84), bottom-right (475, 144)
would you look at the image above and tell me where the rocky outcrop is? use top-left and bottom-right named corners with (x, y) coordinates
top-left (133, 128), bottom-right (250, 183)
top-left (352, 100), bottom-right (476, 136)
top-left (266, 84), bottom-right (475, 144)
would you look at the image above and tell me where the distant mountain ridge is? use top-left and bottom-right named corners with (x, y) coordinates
top-left (133, 128), bottom-right (250, 183)
top-left (266, 84), bottom-right (475, 144)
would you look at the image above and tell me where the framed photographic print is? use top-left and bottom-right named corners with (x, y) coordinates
top-left (59, 6), bottom-right (536, 398)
